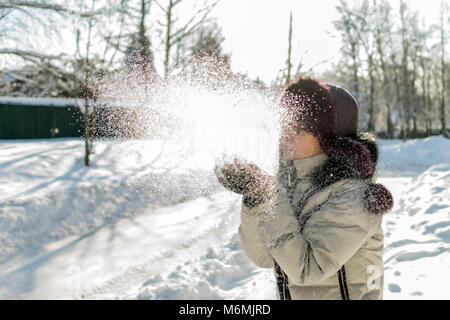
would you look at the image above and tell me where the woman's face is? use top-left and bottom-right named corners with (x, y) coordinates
top-left (280, 127), bottom-right (320, 160)
top-left (280, 126), bottom-right (303, 159)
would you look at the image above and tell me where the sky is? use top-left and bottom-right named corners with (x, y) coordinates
top-left (0, 0), bottom-right (445, 85)
top-left (211, 0), bottom-right (446, 83)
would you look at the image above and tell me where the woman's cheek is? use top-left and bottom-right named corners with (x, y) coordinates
top-left (280, 135), bottom-right (295, 158)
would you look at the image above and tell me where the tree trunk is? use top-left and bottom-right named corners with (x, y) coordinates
top-left (285, 11), bottom-right (293, 86)
top-left (367, 65), bottom-right (375, 132)
top-left (164, 0), bottom-right (173, 79)
top-left (440, 2), bottom-right (447, 136)
top-left (387, 103), bottom-right (393, 138)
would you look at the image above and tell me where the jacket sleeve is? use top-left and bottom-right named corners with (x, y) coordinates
top-left (256, 180), bottom-right (382, 286)
top-left (238, 199), bottom-right (274, 269)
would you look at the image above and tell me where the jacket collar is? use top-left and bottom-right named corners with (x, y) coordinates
top-left (292, 153), bottom-right (328, 177)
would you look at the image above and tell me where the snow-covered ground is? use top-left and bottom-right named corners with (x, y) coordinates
top-left (0, 136), bottom-right (449, 300)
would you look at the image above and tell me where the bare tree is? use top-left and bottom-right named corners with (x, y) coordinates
top-left (414, 18), bottom-right (434, 136)
top-left (75, 0), bottom-right (99, 166)
top-left (332, 0), bottom-right (446, 138)
top-left (187, 21), bottom-right (229, 61)
top-left (373, 0), bottom-right (395, 137)
top-left (337, 0), bottom-right (379, 132)
top-left (154, 0), bottom-right (220, 78)
top-left (285, 11), bottom-right (293, 86)
top-left (123, 0), bottom-right (157, 75)
top-left (334, 2), bottom-right (362, 99)
top-left (398, 0), bottom-right (409, 138)
top-left (0, 0), bottom-right (115, 97)
top-left (272, 11), bottom-right (310, 88)
top-left (438, 0), bottom-right (448, 137)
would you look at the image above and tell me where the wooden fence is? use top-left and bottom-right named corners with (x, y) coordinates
top-left (0, 97), bottom-right (84, 139)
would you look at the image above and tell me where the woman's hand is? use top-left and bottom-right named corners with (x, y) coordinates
top-left (214, 159), bottom-right (276, 207)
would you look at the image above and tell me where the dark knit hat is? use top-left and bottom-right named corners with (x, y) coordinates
top-left (280, 77), bottom-right (374, 178)
top-left (326, 84), bottom-right (359, 137)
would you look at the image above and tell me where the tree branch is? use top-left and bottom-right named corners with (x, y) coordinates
top-left (0, 0), bottom-right (104, 18)
top-left (169, 0), bottom-right (219, 45)
top-left (0, 48), bottom-right (67, 61)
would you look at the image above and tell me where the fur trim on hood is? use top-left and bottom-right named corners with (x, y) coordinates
top-left (309, 132), bottom-right (393, 215)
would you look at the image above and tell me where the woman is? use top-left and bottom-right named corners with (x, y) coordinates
top-left (214, 77), bottom-right (393, 300)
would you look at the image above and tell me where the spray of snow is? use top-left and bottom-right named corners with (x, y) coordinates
top-left (94, 56), bottom-right (282, 175)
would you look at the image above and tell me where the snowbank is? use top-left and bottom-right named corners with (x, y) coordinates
top-left (377, 136), bottom-right (450, 176)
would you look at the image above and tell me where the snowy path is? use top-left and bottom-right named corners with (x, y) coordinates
top-left (0, 137), bottom-right (449, 299)
top-left (0, 192), bottom-right (236, 299)
top-left (0, 191), bottom-right (275, 300)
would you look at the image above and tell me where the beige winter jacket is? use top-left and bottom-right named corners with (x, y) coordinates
top-left (238, 152), bottom-right (386, 300)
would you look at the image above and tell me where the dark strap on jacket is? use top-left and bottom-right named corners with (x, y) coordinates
top-left (274, 259), bottom-right (291, 300)
top-left (337, 265), bottom-right (350, 300)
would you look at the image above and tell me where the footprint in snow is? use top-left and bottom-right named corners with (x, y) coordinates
top-left (388, 284), bottom-right (401, 293)
top-left (425, 204), bottom-right (448, 215)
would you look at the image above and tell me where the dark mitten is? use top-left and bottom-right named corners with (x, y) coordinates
top-left (214, 159), bottom-right (276, 207)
